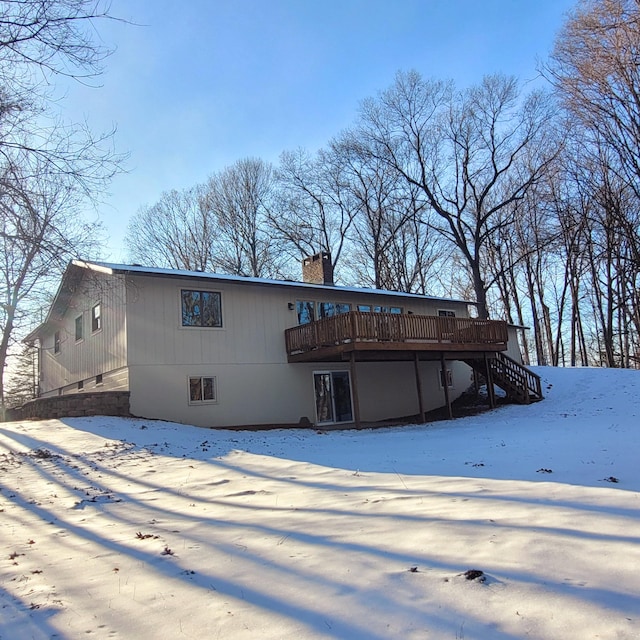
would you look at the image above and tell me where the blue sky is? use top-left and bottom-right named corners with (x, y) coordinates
top-left (63, 0), bottom-right (577, 260)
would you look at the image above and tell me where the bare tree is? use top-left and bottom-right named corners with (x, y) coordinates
top-left (273, 147), bottom-right (359, 280)
top-left (0, 1), bottom-right (123, 413)
top-left (546, 0), bottom-right (640, 367)
top-left (0, 0), bottom-right (113, 82)
top-left (357, 71), bottom-right (559, 318)
top-left (330, 132), bottom-right (443, 292)
top-left (0, 160), bottom-right (102, 409)
top-left (127, 159), bottom-right (287, 278)
top-left (205, 158), bottom-right (286, 278)
top-left (126, 186), bottom-right (215, 271)
top-left (0, 0), bottom-right (119, 184)
top-left (547, 0), bottom-right (640, 202)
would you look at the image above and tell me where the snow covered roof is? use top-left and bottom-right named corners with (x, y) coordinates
top-left (75, 260), bottom-right (474, 305)
top-left (24, 260), bottom-right (473, 342)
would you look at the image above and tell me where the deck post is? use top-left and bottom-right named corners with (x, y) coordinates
top-left (414, 352), bottom-right (425, 423)
top-left (472, 367), bottom-right (480, 399)
top-left (440, 352), bottom-right (453, 420)
top-left (350, 351), bottom-right (361, 428)
top-left (484, 352), bottom-right (496, 409)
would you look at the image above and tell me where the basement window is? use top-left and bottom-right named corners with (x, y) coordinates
top-left (189, 376), bottom-right (217, 404)
top-left (439, 369), bottom-right (454, 388)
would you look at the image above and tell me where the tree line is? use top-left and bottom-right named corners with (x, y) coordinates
top-left (126, 0), bottom-right (640, 369)
top-left (0, 0), bottom-right (121, 411)
top-left (2, 0), bottom-right (639, 412)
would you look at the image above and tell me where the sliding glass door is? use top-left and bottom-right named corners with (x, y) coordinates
top-left (313, 371), bottom-right (353, 424)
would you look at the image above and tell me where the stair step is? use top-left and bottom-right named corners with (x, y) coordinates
top-left (466, 352), bottom-right (543, 405)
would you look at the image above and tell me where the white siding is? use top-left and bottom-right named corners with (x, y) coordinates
top-left (39, 273), bottom-right (128, 394)
top-left (357, 360), bottom-right (471, 422)
top-left (126, 276), bottom-right (305, 367)
top-left (122, 275), bottom-right (475, 427)
top-left (128, 359), bottom-right (472, 429)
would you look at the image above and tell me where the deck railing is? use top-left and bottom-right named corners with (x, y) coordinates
top-left (285, 311), bottom-right (508, 356)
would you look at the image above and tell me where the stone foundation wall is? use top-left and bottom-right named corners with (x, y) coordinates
top-left (5, 392), bottom-right (131, 421)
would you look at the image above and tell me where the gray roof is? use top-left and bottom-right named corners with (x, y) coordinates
top-left (24, 260), bottom-right (473, 343)
top-left (79, 260), bottom-right (473, 304)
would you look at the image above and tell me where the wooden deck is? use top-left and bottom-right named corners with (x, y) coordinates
top-left (285, 311), bottom-right (509, 362)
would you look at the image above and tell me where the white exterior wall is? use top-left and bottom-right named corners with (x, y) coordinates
top-left (357, 360), bottom-right (472, 422)
top-left (40, 367), bottom-right (129, 398)
top-left (38, 273), bottom-right (128, 395)
top-left (124, 274), bottom-right (472, 427)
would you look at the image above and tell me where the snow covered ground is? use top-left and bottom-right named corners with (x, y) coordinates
top-left (1, 366), bottom-right (639, 639)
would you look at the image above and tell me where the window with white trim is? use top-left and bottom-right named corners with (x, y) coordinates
top-left (91, 303), bottom-right (102, 332)
top-left (189, 376), bottom-right (217, 404)
top-left (181, 290), bottom-right (222, 327)
top-left (75, 314), bottom-right (83, 341)
top-left (438, 309), bottom-right (456, 317)
top-left (296, 300), bottom-right (315, 324)
top-left (54, 331), bottom-right (61, 354)
top-left (359, 305), bottom-right (402, 314)
top-left (439, 368), bottom-right (454, 388)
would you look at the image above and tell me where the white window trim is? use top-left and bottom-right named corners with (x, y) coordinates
top-left (187, 375), bottom-right (218, 405)
top-left (91, 303), bottom-right (102, 334)
top-left (438, 368), bottom-right (454, 389)
top-left (179, 288), bottom-right (224, 330)
top-left (75, 314), bottom-right (84, 343)
top-left (437, 309), bottom-right (457, 318)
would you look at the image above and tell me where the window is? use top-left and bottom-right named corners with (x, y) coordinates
top-left (297, 301), bottom-right (352, 324)
top-left (314, 371), bottom-right (353, 424)
top-left (91, 303), bottom-right (102, 332)
top-left (189, 376), bottom-right (217, 403)
top-left (357, 304), bottom-right (371, 312)
top-left (318, 302), bottom-right (336, 319)
top-left (296, 300), bottom-right (315, 325)
top-left (96, 374), bottom-right (103, 386)
top-left (373, 305), bottom-right (403, 314)
top-left (181, 290), bottom-right (222, 327)
top-left (439, 368), bottom-right (454, 388)
top-left (77, 380), bottom-right (84, 391)
top-left (54, 331), bottom-right (61, 354)
top-left (438, 309), bottom-right (456, 317)
top-left (75, 315), bottom-right (83, 341)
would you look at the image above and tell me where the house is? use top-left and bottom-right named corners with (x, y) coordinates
top-left (23, 254), bottom-right (541, 428)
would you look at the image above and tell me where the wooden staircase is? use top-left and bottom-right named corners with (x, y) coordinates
top-left (466, 352), bottom-right (543, 405)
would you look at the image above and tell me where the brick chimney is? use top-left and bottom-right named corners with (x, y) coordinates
top-left (302, 252), bottom-right (334, 285)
